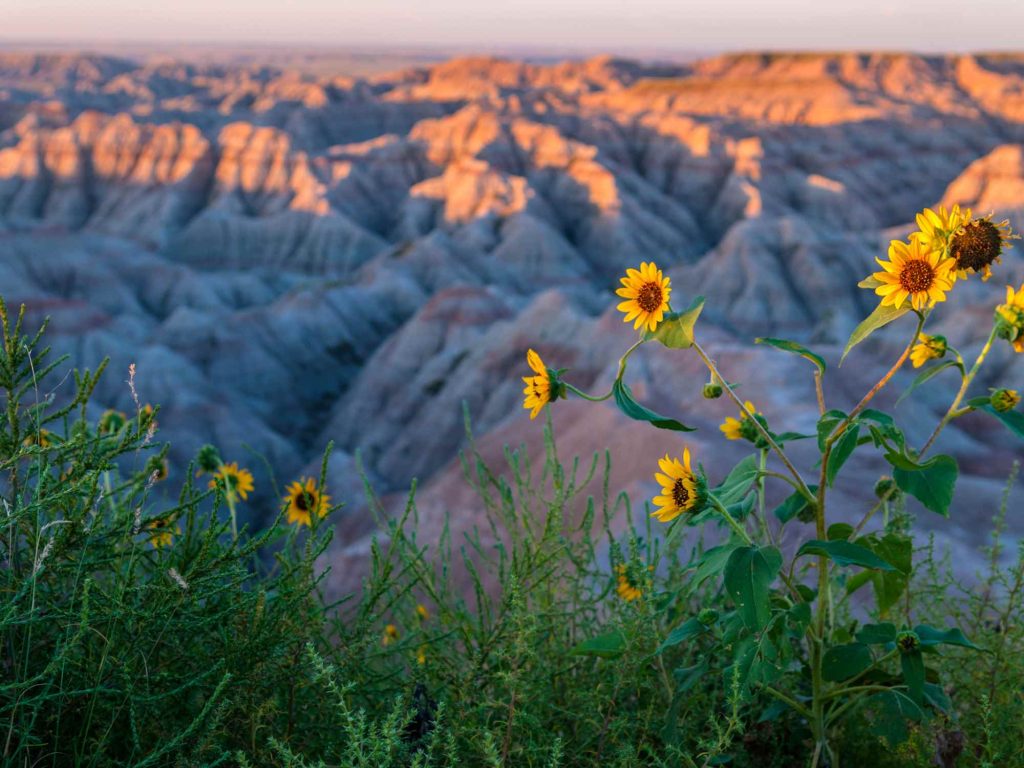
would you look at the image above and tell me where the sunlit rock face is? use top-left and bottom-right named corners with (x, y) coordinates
top-left (2, 50), bottom-right (1023, 591)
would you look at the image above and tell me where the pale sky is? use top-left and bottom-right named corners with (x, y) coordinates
top-left (4, 0), bottom-right (1024, 54)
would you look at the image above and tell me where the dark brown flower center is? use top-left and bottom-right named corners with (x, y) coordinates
top-left (952, 220), bottom-right (1003, 272)
top-left (295, 491), bottom-right (311, 512)
top-left (672, 478), bottom-right (690, 509)
top-left (636, 281), bottom-right (664, 313)
top-left (898, 259), bottom-right (934, 294)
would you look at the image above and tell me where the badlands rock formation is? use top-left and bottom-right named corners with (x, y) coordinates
top-left (2, 51), bottom-right (1023, 590)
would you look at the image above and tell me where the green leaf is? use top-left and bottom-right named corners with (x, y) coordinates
top-left (657, 617), bottom-right (707, 653)
top-left (797, 539), bottom-right (896, 570)
top-left (924, 682), bottom-right (952, 714)
top-left (866, 690), bottom-right (923, 745)
top-left (713, 455), bottom-right (759, 506)
top-left (901, 650), bottom-right (925, 705)
top-left (896, 360), bottom-right (962, 405)
top-left (869, 533), bottom-right (912, 575)
top-left (644, 295), bottom-right (704, 349)
top-left (977, 403), bottom-right (1024, 440)
top-left (773, 430), bottom-right (815, 444)
top-left (822, 642), bottom-right (873, 682)
top-left (816, 409), bottom-right (847, 451)
top-left (826, 423), bottom-right (860, 486)
top-left (893, 455), bottom-right (958, 517)
top-left (724, 546), bottom-right (782, 632)
top-left (755, 337), bottom-right (826, 375)
top-left (857, 622), bottom-right (897, 645)
top-left (689, 542), bottom-right (743, 595)
top-left (827, 523), bottom-right (854, 541)
top-left (841, 303), bottom-right (911, 365)
top-left (858, 275), bottom-right (883, 289)
top-left (572, 631), bottom-right (626, 659)
top-left (612, 380), bottom-right (696, 432)
top-left (773, 487), bottom-right (815, 524)
top-left (914, 624), bottom-right (980, 650)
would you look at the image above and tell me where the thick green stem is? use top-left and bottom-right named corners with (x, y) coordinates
top-left (564, 339), bottom-right (646, 402)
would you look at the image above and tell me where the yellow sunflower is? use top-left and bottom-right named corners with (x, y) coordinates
top-left (522, 348), bottom-right (553, 420)
top-left (147, 517), bottom-right (180, 549)
top-left (616, 261), bottom-right (671, 332)
top-left (416, 604), bottom-right (430, 622)
top-left (283, 477), bottom-right (331, 527)
top-left (382, 624), bottom-right (399, 646)
top-left (910, 334), bottom-right (947, 369)
top-left (23, 428), bottom-right (53, 448)
top-left (651, 447), bottom-right (707, 522)
top-left (996, 283), bottom-right (1024, 353)
top-left (720, 401), bottom-right (761, 442)
top-left (873, 238), bottom-right (955, 311)
top-left (912, 205), bottom-right (969, 253)
top-left (208, 462), bottom-right (255, 501)
top-left (615, 564), bottom-right (643, 602)
top-left (949, 214), bottom-right (1016, 281)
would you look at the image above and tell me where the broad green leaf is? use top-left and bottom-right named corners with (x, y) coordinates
top-left (924, 682), bottom-right (952, 713)
top-left (572, 631), bottom-right (626, 658)
top-left (673, 662), bottom-right (709, 693)
top-left (822, 642), bottom-right (873, 681)
top-left (869, 533), bottom-right (912, 575)
top-left (724, 546), bottom-right (782, 632)
top-left (612, 380), bottom-right (696, 432)
top-left (689, 541), bottom-right (742, 594)
top-left (845, 569), bottom-right (873, 597)
top-left (713, 454), bottom-right (759, 506)
top-left (755, 337), bottom-right (826, 375)
top-left (816, 409), bottom-right (847, 451)
top-left (858, 408), bottom-right (895, 426)
top-left (901, 650), bottom-right (925, 704)
top-left (874, 571), bottom-right (909, 617)
top-left (644, 295), bottom-right (704, 349)
top-left (773, 487), bottom-right (814, 524)
top-left (978, 403), bottom-right (1024, 440)
top-left (914, 624), bottom-right (980, 650)
top-left (826, 423), bottom-right (860, 486)
top-left (841, 303), bottom-right (911, 365)
top-left (774, 430), bottom-right (815, 444)
top-left (896, 360), bottom-right (962, 405)
top-left (797, 539), bottom-right (897, 571)
top-left (857, 622), bottom-right (897, 645)
top-left (657, 617), bottom-right (707, 653)
top-left (827, 522), bottom-right (854, 541)
top-left (866, 690), bottom-right (923, 745)
top-left (893, 455), bottom-right (958, 517)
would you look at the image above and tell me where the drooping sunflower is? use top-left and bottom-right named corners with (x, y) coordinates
top-left (615, 564), bottom-right (644, 602)
top-left (949, 214), bottom-right (1016, 281)
top-left (147, 517), bottom-right (180, 549)
top-left (651, 447), bottom-right (707, 522)
top-left (616, 261), bottom-right (671, 332)
top-left (872, 238), bottom-right (955, 311)
top-left (996, 283), bottom-right (1024, 353)
top-left (912, 205), bottom-right (970, 253)
top-left (283, 477), bottom-right (331, 527)
top-left (910, 333), bottom-right (948, 369)
top-left (522, 348), bottom-right (558, 420)
top-left (208, 461), bottom-right (255, 501)
top-left (720, 400), bottom-right (762, 442)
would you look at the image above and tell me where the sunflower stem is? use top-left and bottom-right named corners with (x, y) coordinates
top-left (563, 383), bottom-right (612, 403)
top-left (707, 494), bottom-right (753, 546)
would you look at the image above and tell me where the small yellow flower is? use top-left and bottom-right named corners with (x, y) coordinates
top-left (651, 447), bottom-right (707, 522)
top-left (873, 238), bottom-right (955, 311)
top-left (615, 564), bottom-right (643, 602)
top-left (382, 624), bottom-right (399, 646)
top-left (910, 334), bottom-right (947, 369)
top-left (996, 283), bottom-right (1024, 353)
top-left (208, 462), bottom-right (255, 501)
top-left (720, 401), bottom-right (761, 442)
top-left (416, 604), bottom-right (430, 622)
top-left (98, 409), bottom-right (128, 435)
top-left (949, 214), bottom-right (1016, 281)
top-left (139, 404), bottom-right (157, 430)
top-left (147, 517), bottom-right (180, 548)
top-left (522, 349), bottom-right (553, 420)
top-left (416, 646), bottom-right (427, 665)
top-left (23, 428), bottom-right (52, 448)
top-left (283, 477), bottom-right (331, 527)
top-left (615, 261), bottom-right (671, 332)
top-left (991, 388), bottom-right (1020, 413)
top-left (912, 205), bottom-right (970, 253)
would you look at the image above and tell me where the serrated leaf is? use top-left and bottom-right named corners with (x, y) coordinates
top-left (822, 642), bottom-right (873, 681)
top-left (724, 546), bottom-right (782, 632)
top-left (657, 617), bottom-right (708, 653)
top-left (644, 295), bottom-right (704, 349)
top-left (826, 423), bottom-right (860, 486)
top-left (978, 403), bottom-right (1024, 439)
top-left (841, 303), bottom-right (911, 365)
top-left (797, 539), bottom-right (896, 570)
top-left (893, 455), bottom-right (958, 517)
top-left (914, 624), bottom-right (979, 650)
top-left (896, 360), bottom-right (962, 405)
top-left (755, 337), bottom-right (826, 375)
top-left (857, 622), bottom-right (897, 645)
top-left (572, 631), bottom-right (626, 658)
top-left (612, 380), bottom-right (696, 432)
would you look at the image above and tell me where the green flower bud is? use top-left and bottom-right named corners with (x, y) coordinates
top-left (703, 382), bottom-right (723, 399)
top-left (698, 608), bottom-right (719, 626)
top-left (196, 444), bottom-right (222, 474)
top-left (874, 476), bottom-right (898, 500)
top-left (896, 630), bottom-right (920, 653)
top-left (991, 388), bottom-right (1021, 414)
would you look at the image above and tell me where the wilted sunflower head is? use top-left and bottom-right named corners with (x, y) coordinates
top-left (910, 333), bottom-right (947, 369)
top-left (283, 477), bottom-right (331, 527)
top-left (521, 348), bottom-right (564, 420)
top-left (873, 238), bottom-right (955, 312)
top-left (651, 447), bottom-right (708, 522)
top-left (950, 215), bottom-right (1016, 280)
top-left (616, 261), bottom-right (672, 332)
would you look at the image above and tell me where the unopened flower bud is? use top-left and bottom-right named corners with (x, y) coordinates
top-left (703, 382), bottom-right (723, 399)
top-left (991, 388), bottom-right (1020, 413)
top-left (896, 630), bottom-right (920, 653)
top-left (874, 476), bottom-right (898, 499)
top-left (196, 444), bottom-right (222, 474)
top-left (698, 608), bottom-right (719, 626)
